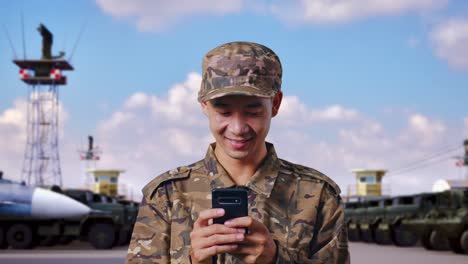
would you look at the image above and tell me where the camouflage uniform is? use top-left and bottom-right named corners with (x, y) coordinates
top-left (126, 143), bottom-right (349, 263)
top-left (126, 41), bottom-right (349, 263)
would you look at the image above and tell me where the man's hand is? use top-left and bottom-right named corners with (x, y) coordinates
top-left (190, 209), bottom-right (246, 264)
top-left (225, 216), bottom-right (277, 264)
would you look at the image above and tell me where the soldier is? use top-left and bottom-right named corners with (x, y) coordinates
top-left (126, 41), bottom-right (350, 263)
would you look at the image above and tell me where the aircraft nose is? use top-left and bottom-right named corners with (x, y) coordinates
top-left (31, 188), bottom-right (91, 218)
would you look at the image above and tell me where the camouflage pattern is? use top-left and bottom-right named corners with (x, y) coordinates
top-left (198, 42), bottom-right (282, 102)
top-left (126, 143), bottom-right (349, 263)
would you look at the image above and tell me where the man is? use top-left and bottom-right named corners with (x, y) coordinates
top-left (126, 41), bottom-right (350, 263)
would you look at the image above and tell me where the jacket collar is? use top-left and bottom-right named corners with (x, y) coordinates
top-left (203, 142), bottom-right (280, 198)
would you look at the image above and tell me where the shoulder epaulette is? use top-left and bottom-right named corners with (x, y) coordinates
top-left (142, 166), bottom-right (191, 199)
top-left (284, 161), bottom-right (341, 196)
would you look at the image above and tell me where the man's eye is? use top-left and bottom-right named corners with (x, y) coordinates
top-left (247, 112), bottom-right (260, 116)
top-left (219, 112), bottom-right (231, 116)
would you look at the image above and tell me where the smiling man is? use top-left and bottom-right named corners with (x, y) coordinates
top-left (126, 42), bottom-right (350, 264)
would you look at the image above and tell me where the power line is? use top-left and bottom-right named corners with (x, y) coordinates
top-left (21, 10), bottom-right (27, 59)
top-left (387, 155), bottom-right (453, 177)
top-left (2, 24), bottom-right (18, 59)
top-left (387, 144), bottom-right (461, 175)
top-left (68, 18), bottom-right (88, 62)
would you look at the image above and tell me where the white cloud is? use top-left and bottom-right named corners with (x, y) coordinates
top-left (96, 0), bottom-right (244, 32)
top-left (310, 105), bottom-right (358, 121)
top-left (1, 74), bottom-right (455, 198)
top-left (431, 18), bottom-right (468, 71)
top-left (93, 74), bottom-right (465, 198)
top-left (2, 74), bottom-right (463, 199)
top-left (0, 97), bottom-right (69, 184)
top-left (406, 113), bottom-right (445, 146)
top-left (0, 99), bottom-right (27, 157)
top-left (150, 72), bottom-right (201, 124)
top-left (272, 0), bottom-right (446, 25)
top-left (276, 97), bottom-right (359, 126)
top-left (124, 92), bottom-right (150, 109)
top-left (96, 0), bottom-right (447, 32)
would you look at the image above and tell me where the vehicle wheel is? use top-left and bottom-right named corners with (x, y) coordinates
top-left (429, 230), bottom-right (449, 251)
top-left (348, 227), bottom-right (360, 241)
top-left (374, 229), bottom-right (392, 245)
top-left (58, 235), bottom-right (75, 245)
top-left (88, 223), bottom-right (115, 249)
top-left (360, 228), bottom-right (373, 243)
top-left (6, 224), bottom-right (36, 249)
top-left (460, 229), bottom-right (468, 254)
top-left (391, 225), bottom-right (418, 247)
top-left (448, 229), bottom-right (467, 254)
top-left (421, 229), bottom-right (434, 250)
top-left (39, 235), bottom-right (60, 247)
top-left (0, 225), bottom-right (8, 249)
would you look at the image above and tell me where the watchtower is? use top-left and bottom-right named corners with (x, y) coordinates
top-left (88, 169), bottom-right (125, 196)
top-left (13, 24), bottom-right (73, 186)
top-left (78, 135), bottom-right (102, 189)
top-left (351, 169), bottom-right (387, 197)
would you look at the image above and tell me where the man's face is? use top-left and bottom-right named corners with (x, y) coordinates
top-left (201, 93), bottom-right (282, 162)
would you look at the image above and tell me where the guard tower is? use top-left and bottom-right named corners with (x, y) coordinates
top-left (13, 24), bottom-right (73, 186)
top-left (78, 135), bottom-right (101, 189)
top-left (88, 169), bottom-right (125, 196)
top-left (351, 169), bottom-right (387, 197)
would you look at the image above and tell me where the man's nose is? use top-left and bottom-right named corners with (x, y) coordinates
top-left (229, 114), bottom-right (249, 135)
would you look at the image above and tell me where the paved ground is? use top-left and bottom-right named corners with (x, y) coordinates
top-left (0, 242), bottom-right (467, 264)
top-left (350, 242), bottom-right (468, 264)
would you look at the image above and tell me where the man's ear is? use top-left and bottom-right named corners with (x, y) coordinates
top-left (271, 91), bottom-right (283, 117)
top-left (201, 101), bottom-right (209, 116)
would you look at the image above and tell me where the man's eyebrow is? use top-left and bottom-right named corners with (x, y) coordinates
top-left (211, 101), bottom-right (229, 108)
top-left (246, 102), bottom-right (262, 108)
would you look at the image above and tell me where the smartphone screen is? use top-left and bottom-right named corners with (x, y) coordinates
top-left (212, 187), bottom-right (248, 224)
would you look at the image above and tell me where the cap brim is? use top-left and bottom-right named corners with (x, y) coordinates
top-left (198, 86), bottom-right (276, 102)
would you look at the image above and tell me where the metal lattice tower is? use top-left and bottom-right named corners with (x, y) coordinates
top-left (13, 24), bottom-right (73, 186)
top-left (78, 135), bottom-right (102, 189)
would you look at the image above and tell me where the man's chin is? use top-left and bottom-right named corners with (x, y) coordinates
top-left (226, 150), bottom-right (250, 160)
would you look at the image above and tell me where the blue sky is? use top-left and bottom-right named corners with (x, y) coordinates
top-left (1, 0), bottom-right (467, 199)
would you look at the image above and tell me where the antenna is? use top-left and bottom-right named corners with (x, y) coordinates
top-left (68, 18), bottom-right (88, 62)
top-left (62, 32), bottom-right (68, 54)
top-left (21, 10), bottom-right (27, 59)
top-left (2, 24), bottom-right (18, 59)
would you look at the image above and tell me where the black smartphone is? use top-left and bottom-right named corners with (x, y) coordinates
top-left (212, 187), bottom-right (248, 224)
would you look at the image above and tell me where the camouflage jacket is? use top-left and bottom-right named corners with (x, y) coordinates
top-left (126, 143), bottom-right (350, 263)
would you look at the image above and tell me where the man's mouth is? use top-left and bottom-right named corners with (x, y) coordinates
top-left (226, 137), bottom-right (252, 150)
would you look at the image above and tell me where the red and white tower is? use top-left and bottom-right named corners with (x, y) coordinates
top-left (13, 24), bottom-right (73, 186)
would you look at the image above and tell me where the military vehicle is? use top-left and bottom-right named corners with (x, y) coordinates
top-left (59, 188), bottom-right (137, 249)
top-left (344, 201), bottom-right (360, 241)
top-left (404, 188), bottom-right (468, 254)
top-left (345, 188), bottom-right (468, 254)
top-left (0, 172), bottom-right (90, 249)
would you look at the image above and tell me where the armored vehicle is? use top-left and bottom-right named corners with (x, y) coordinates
top-left (60, 189), bottom-right (136, 249)
top-left (344, 201), bottom-right (360, 241)
top-left (404, 188), bottom-right (468, 254)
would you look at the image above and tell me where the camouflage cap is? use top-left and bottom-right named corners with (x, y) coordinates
top-left (198, 41), bottom-right (282, 102)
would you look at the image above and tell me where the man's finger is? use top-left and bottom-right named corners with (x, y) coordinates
top-left (194, 209), bottom-right (225, 228)
top-left (197, 233), bottom-right (245, 249)
top-left (192, 244), bottom-right (238, 262)
top-left (197, 224), bottom-right (244, 238)
top-left (224, 216), bottom-right (259, 229)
